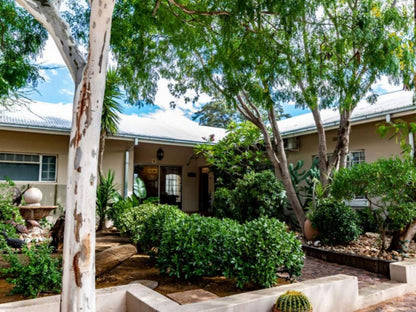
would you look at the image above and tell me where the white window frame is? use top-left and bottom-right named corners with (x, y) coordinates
top-left (0, 152), bottom-right (57, 182)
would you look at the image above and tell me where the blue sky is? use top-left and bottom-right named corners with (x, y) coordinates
top-left (30, 38), bottom-right (402, 122)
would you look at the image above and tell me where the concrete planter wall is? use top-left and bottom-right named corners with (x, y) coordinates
top-left (2, 260), bottom-right (416, 312)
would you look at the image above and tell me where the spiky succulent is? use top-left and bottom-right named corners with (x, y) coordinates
top-left (274, 291), bottom-right (313, 312)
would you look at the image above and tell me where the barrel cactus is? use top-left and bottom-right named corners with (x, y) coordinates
top-left (273, 291), bottom-right (313, 312)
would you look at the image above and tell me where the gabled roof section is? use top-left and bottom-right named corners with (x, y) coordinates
top-left (0, 101), bottom-right (226, 146)
top-left (278, 91), bottom-right (415, 137)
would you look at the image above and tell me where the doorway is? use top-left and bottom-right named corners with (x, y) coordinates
top-left (135, 165), bottom-right (182, 208)
top-left (199, 167), bottom-right (210, 213)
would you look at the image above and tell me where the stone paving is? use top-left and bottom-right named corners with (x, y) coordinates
top-left (299, 256), bottom-right (389, 289)
top-left (355, 292), bottom-right (416, 312)
top-left (300, 257), bottom-right (416, 312)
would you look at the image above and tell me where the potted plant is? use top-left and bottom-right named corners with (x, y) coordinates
top-left (273, 290), bottom-right (313, 312)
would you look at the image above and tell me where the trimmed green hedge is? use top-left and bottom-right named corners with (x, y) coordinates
top-left (158, 215), bottom-right (304, 288)
top-left (110, 202), bottom-right (186, 248)
top-left (112, 202), bottom-right (304, 288)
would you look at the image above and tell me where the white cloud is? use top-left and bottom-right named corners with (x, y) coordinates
top-left (59, 88), bottom-right (74, 96)
top-left (51, 69), bottom-right (58, 76)
top-left (374, 76), bottom-right (403, 94)
top-left (39, 69), bottom-right (51, 82)
top-left (37, 37), bottom-right (66, 66)
top-left (154, 79), bottom-right (211, 114)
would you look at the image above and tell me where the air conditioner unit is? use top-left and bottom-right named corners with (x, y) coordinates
top-left (284, 137), bottom-right (299, 151)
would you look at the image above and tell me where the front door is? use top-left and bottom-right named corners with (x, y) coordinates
top-left (135, 165), bottom-right (182, 209)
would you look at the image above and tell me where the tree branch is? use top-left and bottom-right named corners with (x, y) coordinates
top-left (15, 0), bottom-right (86, 84)
top-left (166, 0), bottom-right (229, 16)
top-left (152, 0), bottom-right (161, 17)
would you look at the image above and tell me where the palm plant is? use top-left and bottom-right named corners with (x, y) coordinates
top-left (96, 170), bottom-right (119, 231)
top-left (98, 67), bottom-right (123, 176)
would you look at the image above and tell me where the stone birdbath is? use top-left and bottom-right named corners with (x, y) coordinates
top-left (19, 187), bottom-right (57, 221)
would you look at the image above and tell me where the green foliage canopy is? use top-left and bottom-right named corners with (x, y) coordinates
top-left (196, 121), bottom-right (270, 188)
top-left (0, 0), bottom-right (47, 101)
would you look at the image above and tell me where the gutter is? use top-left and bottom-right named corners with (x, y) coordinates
top-left (0, 123), bottom-right (211, 147)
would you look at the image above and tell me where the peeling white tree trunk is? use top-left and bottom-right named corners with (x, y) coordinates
top-left (61, 2), bottom-right (115, 311)
top-left (15, 1), bottom-right (116, 311)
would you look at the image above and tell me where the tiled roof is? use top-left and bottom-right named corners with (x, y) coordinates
top-left (279, 90), bottom-right (415, 136)
top-left (0, 101), bottom-right (226, 145)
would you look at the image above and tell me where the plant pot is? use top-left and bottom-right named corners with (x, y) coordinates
top-left (304, 218), bottom-right (319, 241)
top-left (23, 187), bottom-right (43, 206)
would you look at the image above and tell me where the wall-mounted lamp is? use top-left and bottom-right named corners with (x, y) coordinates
top-left (156, 148), bottom-right (164, 160)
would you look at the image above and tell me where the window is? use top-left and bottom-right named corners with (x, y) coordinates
top-left (312, 150), bottom-right (365, 168)
top-left (346, 150), bottom-right (365, 167)
top-left (0, 153), bottom-right (57, 182)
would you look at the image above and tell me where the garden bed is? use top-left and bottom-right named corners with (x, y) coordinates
top-left (302, 245), bottom-right (392, 277)
top-left (303, 232), bottom-right (416, 277)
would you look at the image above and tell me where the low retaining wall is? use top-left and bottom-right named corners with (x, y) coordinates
top-left (303, 245), bottom-right (392, 277)
top-left (0, 275), bottom-right (358, 312)
top-left (2, 260), bottom-right (416, 312)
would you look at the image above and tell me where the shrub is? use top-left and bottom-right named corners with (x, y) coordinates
top-left (331, 158), bottom-right (416, 250)
top-left (212, 187), bottom-right (234, 219)
top-left (213, 170), bottom-right (287, 223)
top-left (158, 215), bottom-right (240, 279)
top-left (139, 204), bottom-right (187, 254)
top-left (109, 201), bottom-right (186, 250)
top-left (310, 199), bottom-right (362, 245)
top-left (195, 121), bottom-right (270, 189)
top-left (158, 215), bottom-right (304, 288)
top-left (232, 218), bottom-right (304, 287)
top-left (1, 243), bottom-right (62, 298)
top-left (356, 207), bottom-right (379, 233)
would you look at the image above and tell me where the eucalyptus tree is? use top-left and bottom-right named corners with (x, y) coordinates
top-left (113, 0), bottom-right (414, 231)
top-left (0, 0), bottom-right (47, 103)
top-left (13, 1), bottom-right (116, 311)
top-left (283, 0), bottom-right (414, 185)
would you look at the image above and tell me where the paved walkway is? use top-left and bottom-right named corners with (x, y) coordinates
top-left (300, 257), bottom-right (416, 311)
top-left (299, 257), bottom-right (389, 289)
top-left (355, 292), bottom-right (416, 312)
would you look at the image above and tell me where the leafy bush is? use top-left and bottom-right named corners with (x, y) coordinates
top-left (356, 207), bottom-right (379, 233)
top-left (310, 199), bottom-right (362, 245)
top-left (158, 215), bottom-right (304, 288)
top-left (331, 158), bottom-right (416, 250)
top-left (231, 218), bottom-right (304, 287)
top-left (212, 187), bottom-right (234, 219)
top-left (1, 243), bottom-right (62, 298)
top-left (213, 170), bottom-right (287, 223)
top-left (158, 215), bottom-right (240, 279)
top-left (195, 121), bottom-right (270, 188)
top-left (0, 180), bottom-right (25, 247)
top-left (109, 201), bottom-right (186, 250)
top-left (138, 204), bottom-right (187, 254)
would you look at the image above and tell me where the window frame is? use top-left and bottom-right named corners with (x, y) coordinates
top-left (0, 152), bottom-right (58, 182)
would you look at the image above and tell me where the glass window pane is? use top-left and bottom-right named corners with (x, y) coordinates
top-left (0, 163), bottom-right (40, 181)
top-left (41, 156), bottom-right (56, 181)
